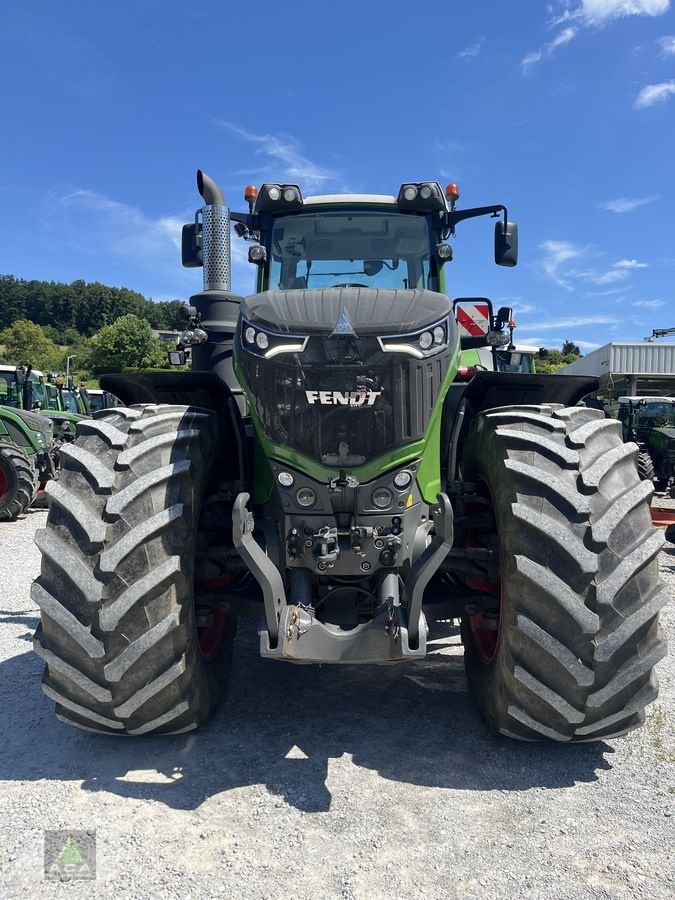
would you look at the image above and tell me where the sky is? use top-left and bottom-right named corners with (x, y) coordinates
top-left (1, 0), bottom-right (674, 352)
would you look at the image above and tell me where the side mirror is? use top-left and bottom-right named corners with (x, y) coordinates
top-left (182, 223), bottom-right (203, 268)
top-left (494, 220), bottom-right (518, 267)
top-left (538, 347), bottom-right (548, 359)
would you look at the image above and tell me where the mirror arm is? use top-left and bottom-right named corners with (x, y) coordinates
top-left (446, 204), bottom-right (507, 230)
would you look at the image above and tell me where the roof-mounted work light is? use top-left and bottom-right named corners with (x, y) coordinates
top-left (254, 184), bottom-right (304, 213)
top-left (396, 182), bottom-right (446, 212)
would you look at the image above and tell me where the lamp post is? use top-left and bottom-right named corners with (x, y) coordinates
top-left (66, 355), bottom-right (76, 380)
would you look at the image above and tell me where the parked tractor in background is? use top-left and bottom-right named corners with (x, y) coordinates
top-left (609, 396), bottom-right (675, 496)
top-left (454, 301), bottom-right (544, 378)
top-left (0, 364), bottom-right (86, 441)
top-left (32, 172), bottom-right (666, 742)
top-left (0, 367), bottom-right (57, 519)
top-left (85, 388), bottom-right (123, 413)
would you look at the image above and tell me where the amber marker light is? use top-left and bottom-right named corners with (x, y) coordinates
top-left (445, 183), bottom-right (460, 207)
top-left (244, 185), bottom-right (258, 212)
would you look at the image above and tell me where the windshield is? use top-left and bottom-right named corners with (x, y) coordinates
top-left (635, 402), bottom-right (675, 426)
top-left (0, 373), bottom-right (20, 406)
top-left (61, 390), bottom-right (79, 413)
top-left (495, 350), bottom-right (536, 374)
top-left (266, 210), bottom-right (437, 292)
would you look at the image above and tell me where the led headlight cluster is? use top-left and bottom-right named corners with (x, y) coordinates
top-left (396, 182), bottom-right (446, 212)
top-left (377, 316), bottom-right (450, 359)
top-left (241, 318), bottom-right (309, 359)
top-left (254, 183), bottom-right (304, 213)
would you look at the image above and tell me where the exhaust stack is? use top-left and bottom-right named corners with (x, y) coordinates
top-left (197, 169), bottom-right (231, 293)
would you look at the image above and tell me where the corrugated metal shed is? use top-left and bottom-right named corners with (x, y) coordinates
top-left (559, 342), bottom-right (675, 398)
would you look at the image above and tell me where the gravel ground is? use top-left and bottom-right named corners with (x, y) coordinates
top-left (0, 508), bottom-right (673, 900)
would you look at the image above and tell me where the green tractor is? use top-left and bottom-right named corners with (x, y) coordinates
top-left (454, 301), bottom-right (544, 377)
top-left (612, 396), bottom-right (675, 496)
top-left (0, 364), bottom-right (85, 442)
top-left (32, 173), bottom-right (666, 741)
top-left (0, 368), bottom-right (56, 519)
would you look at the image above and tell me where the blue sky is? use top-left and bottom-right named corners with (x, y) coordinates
top-left (1, 0), bottom-right (674, 351)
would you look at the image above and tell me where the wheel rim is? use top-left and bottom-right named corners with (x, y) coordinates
top-left (195, 575), bottom-right (230, 661)
top-left (465, 479), bottom-right (503, 665)
top-left (197, 610), bottom-right (228, 661)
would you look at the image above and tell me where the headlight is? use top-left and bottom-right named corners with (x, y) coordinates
top-left (378, 317), bottom-right (450, 359)
top-left (393, 470), bottom-right (412, 489)
top-left (240, 318), bottom-right (308, 359)
top-left (277, 471), bottom-right (294, 487)
top-left (32, 430), bottom-right (46, 447)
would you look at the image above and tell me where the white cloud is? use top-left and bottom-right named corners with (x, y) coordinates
top-left (538, 241), bottom-right (649, 289)
top-left (658, 34), bottom-right (675, 54)
top-left (457, 39), bottom-right (484, 59)
top-left (538, 239), bottom-right (587, 289)
top-left (526, 2), bottom-right (669, 71)
top-left (581, 267), bottom-right (630, 284)
top-left (634, 80), bottom-right (675, 108)
top-left (633, 298), bottom-right (665, 308)
top-left (614, 258), bottom-right (648, 268)
top-left (48, 189), bottom-right (186, 263)
top-left (577, 0), bottom-right (670, 25)
top-left (520, 27), bottom-right (577, 71)
top-left (213, 121), bottom-right (337, 192)
top-left (586, 286), bottom-right (628, 295)
top-left (599, 195), bottom-right (658, 212)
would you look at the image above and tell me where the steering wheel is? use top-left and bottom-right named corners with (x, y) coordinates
top-left (332, 283), bottom-right (369, 288)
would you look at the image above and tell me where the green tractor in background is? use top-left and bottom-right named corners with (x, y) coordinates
top-left (0, 364), bottom-right (86, 441)
top-left (612, 396), bottom-right (675, 496)
top-left (0, 367), bottom-right (57, 519)
top-left (32, 172), bottom-right (666, 741)
top-left (454, 300), bottom-right (544, 377)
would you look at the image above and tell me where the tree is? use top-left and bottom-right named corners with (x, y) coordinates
top-left (561, 340), bottom-right (581, 356)
top-left (0, 319), bottom-right (62, 370)
top-left (88, 314), bottom-right (167, 374)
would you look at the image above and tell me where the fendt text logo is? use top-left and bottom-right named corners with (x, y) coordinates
top-left (305, 390), bottom-right (382, 407)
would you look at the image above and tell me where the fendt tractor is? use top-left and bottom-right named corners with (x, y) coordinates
top-left (612, 396), bottom-right (675, 496)
top-left (32, 173), bottom-right (667, 741)
top-left (1, 366), bottom-right (58, 519)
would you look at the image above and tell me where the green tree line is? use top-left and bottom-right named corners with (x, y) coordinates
top-left (0, 273), bottom-right (184, 340)
top-left (1, 316), bottom-right (171, 376)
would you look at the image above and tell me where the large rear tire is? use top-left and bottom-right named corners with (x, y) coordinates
top-left (32, 404), bottom-right (235, 735)
top-left (0, 444), bottom-right (37, 521)
top-left (459, 405), bottom-right (667, 742)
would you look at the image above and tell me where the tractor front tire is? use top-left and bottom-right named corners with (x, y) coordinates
top-left (460, 405), bottom-right (667, 742)
top-left (0, 444), bottom-right (38, 521)
top-left (637, 449), bottom-right (655, 483)
top-left (32, 404), bottom-right (235, 735)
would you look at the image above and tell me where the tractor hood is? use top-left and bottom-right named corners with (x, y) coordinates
top-left (234, 287), bottom-right (458, 471)
top-left (240, 287), bottom-right (453, 336)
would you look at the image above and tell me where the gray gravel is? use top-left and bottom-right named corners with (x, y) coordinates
top-left (0, 508), bottom-right (673, 899)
